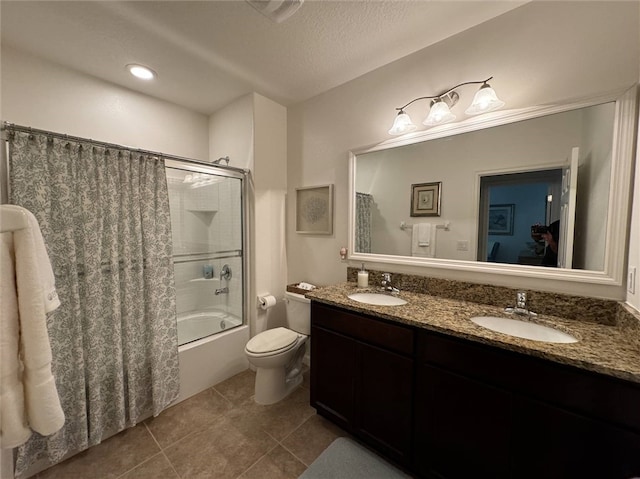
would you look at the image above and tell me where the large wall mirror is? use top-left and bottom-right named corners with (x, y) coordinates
top-left (348, 87), bottom-right (637, 289)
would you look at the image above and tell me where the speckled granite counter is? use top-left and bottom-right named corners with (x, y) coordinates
top-left (305, 282), bottom-right (640, 385)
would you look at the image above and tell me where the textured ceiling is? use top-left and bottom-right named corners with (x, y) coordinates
top-left (1, 1), bottom-right (526, 115)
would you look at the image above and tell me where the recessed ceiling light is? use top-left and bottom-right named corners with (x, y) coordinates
top-left (126, 64), bottom-right (156, 80)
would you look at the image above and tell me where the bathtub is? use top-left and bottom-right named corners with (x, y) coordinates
top-left (178, 309), bottom-right (243, 346)
top-left (176, 310), bottom-right (249, 403)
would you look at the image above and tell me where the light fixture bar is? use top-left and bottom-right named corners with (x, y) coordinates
top-left (394, 76), bottom-right (493, 112)
top-left (388, 76), bottom-right (504, 135)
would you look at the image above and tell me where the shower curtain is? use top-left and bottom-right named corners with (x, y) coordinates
top-left (7, 130), bottom-right (180, 476)
top-left (356, 192), bottom-right (373, 253)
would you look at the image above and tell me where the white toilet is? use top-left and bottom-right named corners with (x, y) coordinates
top-left (245, 291), bottom-right (310, 405)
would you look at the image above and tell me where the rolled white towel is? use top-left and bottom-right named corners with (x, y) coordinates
top-left (297, 282), bottom-right (317, 291)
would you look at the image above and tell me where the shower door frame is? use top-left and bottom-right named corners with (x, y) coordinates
top-left (165, 158), bottom-right (250, 331)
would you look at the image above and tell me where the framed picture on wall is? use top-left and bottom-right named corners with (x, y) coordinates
top-left (488, 203), bottom-right (515, 235)
top-left (295, 184), bottom-right (333, 234)
top-left (410, 181), bottom-right (441, 217)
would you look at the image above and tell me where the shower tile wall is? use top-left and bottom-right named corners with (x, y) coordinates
top-left (167, 172), bottom-right (243, 320)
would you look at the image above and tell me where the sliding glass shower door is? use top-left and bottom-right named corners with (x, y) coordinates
top-left (165, 161), bottom-right (245, 346)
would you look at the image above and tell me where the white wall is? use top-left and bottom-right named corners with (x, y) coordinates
top-left (252, 94), bottom-right (288, 335)
top-left (210, 94), bottom-right (288, 337)
top-left (2, 46), bottom-right (209, 159)
top-left (627, 78), bottom-right (640, 311)
top-left (287, 1), bottom-right (640, 299)
top-left (208, 94), bottom-right (254, 169)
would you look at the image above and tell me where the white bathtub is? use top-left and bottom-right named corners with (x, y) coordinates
top-left (176, 310), bottom-right (249, 403)
top-left (178, 309), bottom-right (243, 346)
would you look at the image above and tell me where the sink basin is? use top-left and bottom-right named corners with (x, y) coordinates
top-left (470, 316), bottom-right (578, 344)
top-left (348, 293), bottom-right (407, 306)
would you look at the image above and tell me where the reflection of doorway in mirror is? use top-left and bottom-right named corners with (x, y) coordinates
top-left (478, 169), bottom-right (562, 265)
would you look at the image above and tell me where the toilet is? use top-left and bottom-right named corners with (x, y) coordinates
top-left (245, 291), bottom-right (310, 405)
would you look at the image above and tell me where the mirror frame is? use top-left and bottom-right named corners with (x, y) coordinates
top-left (348, 86), bottom-right (637, 291)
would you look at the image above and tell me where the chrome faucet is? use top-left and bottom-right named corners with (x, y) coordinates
top-left (505, 291), bottom-right (536, 317)
top-left (213, 156), bottom-right (230, 165)
top-left (516, 291), bottom-right (527, 312)
top-left (381, 273), bottom-right (400, 295)
top-left (216, 264), bottom-right (231, 295)
top-left (220, 264), bottom-right (232, 281)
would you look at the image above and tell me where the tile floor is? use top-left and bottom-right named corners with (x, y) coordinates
top-left (33, 369), bottom-right (349, 479)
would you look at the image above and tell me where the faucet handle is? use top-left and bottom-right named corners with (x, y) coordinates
top-left (516, 291), bottom-right (527, 309)
top-left (220, 264), bottom-right (232, 281)
top-left (382, 272), bottom-right (392, 283)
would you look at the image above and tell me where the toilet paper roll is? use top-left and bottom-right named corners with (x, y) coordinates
top-left (258, 294), bottom-right (277, 310)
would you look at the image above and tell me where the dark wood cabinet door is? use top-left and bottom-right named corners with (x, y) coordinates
top-left (513, 396), bottom-right (640, 479)
top-left (415, 364), bottom-right (512, 479)
top-left (310, 325), bottom-right (357, 430)
top-left (356, 342), bottom-right (414, 465)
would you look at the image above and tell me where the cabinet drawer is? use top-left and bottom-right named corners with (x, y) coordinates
top-left (419, 331), bottom-right (640, 433)
top-left (311, 302), bottom-right (414, 356)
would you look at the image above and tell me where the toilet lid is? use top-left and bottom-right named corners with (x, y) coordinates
top-left (246, 327), bottom-right (299, 354)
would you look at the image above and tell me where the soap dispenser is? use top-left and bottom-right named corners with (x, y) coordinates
top-left (357, 263), bottom-right (369, 288)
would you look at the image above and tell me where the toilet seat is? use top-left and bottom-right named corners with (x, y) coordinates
top-left (246, 327), bottom-right (300, 356)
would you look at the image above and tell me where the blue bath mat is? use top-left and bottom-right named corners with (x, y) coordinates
top-left (298, 437), bottom-right (412, 478)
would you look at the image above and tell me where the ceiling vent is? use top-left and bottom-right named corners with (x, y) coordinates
top-left (246, 0), bottom-right (304, 23)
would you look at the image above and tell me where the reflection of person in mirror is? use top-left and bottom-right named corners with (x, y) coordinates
top-left (541, 220), bottom-right (560, 267)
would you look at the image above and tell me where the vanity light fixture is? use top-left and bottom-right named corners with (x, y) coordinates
top-left (126, 64), bottom-right (157, 81)
top-left (388, 76), bottom-right (505, 135)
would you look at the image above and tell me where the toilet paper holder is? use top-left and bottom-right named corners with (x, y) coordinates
top-left (257, 294), bottom-right (277, 310)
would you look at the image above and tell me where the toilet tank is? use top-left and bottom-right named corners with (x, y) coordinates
top-left (285, 291), bottom-right (311, 335)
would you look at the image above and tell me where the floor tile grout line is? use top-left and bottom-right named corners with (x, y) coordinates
top-left (147, 413), bottom-right (228, 453)
top-left (233, 441), bottom-right (281, 479)
top-left (161, 449), bottom-right (184, 479)
top-left (277, 414), bottom-right (317, 467)
top-left (142, 422), bottom-right (184, 478)
top-left (233, 427), bottom-right (310, 479)
top-left (110, 423), bottom-right (166, 479)
top-left (112, 451), bottom-right (164, 479)
top-left (229, 389), bottom-right (313, 478)
top-left (279, 441), bottom-right (313, 468)
top-left (144, 389), bottom-right (238, 453)
top-left (144, 421), bottom-right (163, 450)
top-left (146, 387), bottom-right (258, 479)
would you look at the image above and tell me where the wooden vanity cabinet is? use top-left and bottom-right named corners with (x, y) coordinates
top-left (415, 364), bottom-right (512, 478)
top-left (310, 301), bottom-right (640, 478)
top-left (310, 302), bottom-right (415, 466)
top-left (416, 330), bottom-right (640, 479)
top-left (512, 396), bottom-right (640, 479)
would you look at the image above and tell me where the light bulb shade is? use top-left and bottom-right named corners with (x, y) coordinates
top-left (465, 84), bottom-right (505, 115)
top-left (423, 100), bottom-right (456, 126)
top-left (388, 111), bottom-right (417, 135)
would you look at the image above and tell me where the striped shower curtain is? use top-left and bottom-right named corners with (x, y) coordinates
top-left (7, 130), bottom-right (179, 476)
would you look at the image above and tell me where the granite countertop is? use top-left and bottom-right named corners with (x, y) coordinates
top-left (305, 282), bottom-right (640, 385)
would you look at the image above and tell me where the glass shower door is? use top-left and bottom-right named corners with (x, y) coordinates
top-left (165, 164), bottom-right (244, 346)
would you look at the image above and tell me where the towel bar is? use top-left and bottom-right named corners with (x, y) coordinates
top-left (400, 221), bottom-right (450, 231)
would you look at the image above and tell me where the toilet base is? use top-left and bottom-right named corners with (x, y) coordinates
top-left (254, 367), bottom-right (303, 405)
